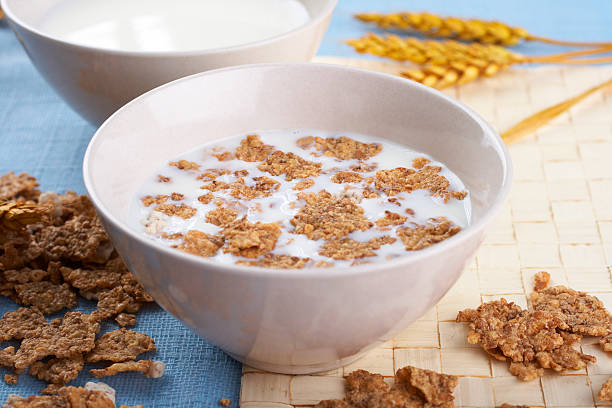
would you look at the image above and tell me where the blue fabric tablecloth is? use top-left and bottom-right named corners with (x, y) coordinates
top-left (1, 0), bottom-right (611, 406)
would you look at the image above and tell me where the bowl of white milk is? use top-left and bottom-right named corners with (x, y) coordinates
top-left (1, 0), bottom-right (336, 124)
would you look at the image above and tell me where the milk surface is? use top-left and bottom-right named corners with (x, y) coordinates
top-left (38, 0), bottom-right (310, 52)
top-left (129, 129), bottom-right (472, 268)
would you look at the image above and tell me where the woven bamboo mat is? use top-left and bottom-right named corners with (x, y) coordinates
top-left (240, 57), bottom-right (612, 408)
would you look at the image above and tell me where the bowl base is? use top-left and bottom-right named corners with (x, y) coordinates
top-left (227, 350), bottom-right (369, 375)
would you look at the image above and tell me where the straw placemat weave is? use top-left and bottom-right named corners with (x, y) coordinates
top-left (239, 58), bottom-right (612, 408)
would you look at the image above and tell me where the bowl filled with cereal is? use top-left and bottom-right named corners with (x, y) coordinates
top-left (83, 63), bottom-right (512, 374)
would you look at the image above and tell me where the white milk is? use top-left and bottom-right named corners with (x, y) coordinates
top-left (129, 130), bottom-right (472, 268)
top-left (38, 0), bottom-right (310, 52)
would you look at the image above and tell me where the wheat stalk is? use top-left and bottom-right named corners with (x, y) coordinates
top-left (347, 34), bottom-right (612, 89)
top-left (355, 12), bottom-right (612, 47)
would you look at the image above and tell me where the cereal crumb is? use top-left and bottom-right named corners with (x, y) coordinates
top-left (90, 360), bottom-right (165, 379)
top-left (0, 346), bottom-right (15, 368)
top-left (170, 193), bottom-right (184, 201)
top-left (397, 217), bottom-right (461, 251)
top-left (319, 237), bottom-right (396, 260)
top-left (258, 151), bottom-right (322, 181)
top-left (291, 191), bottom-right (372, 240)
top-left (157, 175), bottom-right (170, 183)
top-left (375, 211), bottom-right (407, 227)
top-left (412, 157), bottom-right (430, 169)
top-left (533, 271), bottom-right (550, 291)
top-left (293, 179), bottom-right (315, 191)
top-left (330, 172), bottom-right (363, 184)
top-left (222, 217), bottom-right (281, 259)
top-left (169, 160), bottom-right (200, 171)
top-left (599, 377), bottom-right (612, 401)
top-left (141, 195), bottom-right (169, 207)
top-left (235, 135), bottom-right (274, 162)
top-left (314, 136), bottom-right (382, 160)
top-left (218, 398), bottom-right (231, 407)
top-left (87, 329), bottom-right (156, 363)
top-left (236, 254), bottom-right (310, 269)
top-left (374, 166), bottom-right (466, 202)
top-left (115, 313), bottom-right (137, 327)
top-left (350, 162), bottom-right (378, 173)
top-left (154, 203), bottom-right (196, 219)
top-left (178, 230), bottom-right (224, 258)
top-left (206, 207), bottom-right (238, 227)
top-left (4, 374), bottom-right (17, 385)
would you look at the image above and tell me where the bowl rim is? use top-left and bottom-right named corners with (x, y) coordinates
top-left (0, 0), bottom-right (338, 56)
top-left (83, 62), bottom-right (513, 279)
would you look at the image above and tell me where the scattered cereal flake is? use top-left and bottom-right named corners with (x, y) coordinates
top-left (375, 211), bottom-right (408, 227)
top-left (405, 208), bottom-right (415, 216)
top-left (4, 374), bottom-right (17, 385)
top-left (95, 287), bottom-right (131, 320)
top-left (153, 203), bottom-right (196, 219)
top-left (29, 354), bottom-right (84, 385)
top-left (198, 168), bottom-right (231, 182)
top-left (15, 312), bottom-right (100, 369)
top-left (217, 399), bottom-right (231, 408)
top-left (33, 215), bottom-right (113, 264)
top-left (396, 365), bottom-right (458, 407)
top-left (290, 191), bottom-right (372, 240)
top-left (0, 307), bottom-right (46, 342)
top-left (314, 136), bottom-right (382, 160)
top-left (3, 267), bottom-right (49, 285)
top-left (236, 254), bottom-right (310, 269)
top-left (85, 383), bottom-right (115, 404)
top-left (140, 195), bottom-right (169, 207)
top-left (119, 273), bottom-right (153, 303)
top-left (293, 179), bottom-right (315, 191)
top-left (600, 334), bottom-right (612, 352)
top-left (412, 157), bottom-right (430, 169)
top-left (599, 377), bottom-right (612, 401)
top-left (178, 230), bottom-right (224, 257)
top-left (457, 299), bottom-right (596, 381)
top-left (530, 286), bottom-right (612, 337)
top-left (206, 207), bottom-right (238, 227)
top-left (296, 136), bottom-right (314, 149)
top-left (350, 162), bottom-right (378, 173)
top-left (114, 313), bottom-right (137, 327)
top-left (258, 151), bottom-right (322, 181)
top-left (314, 260), bottom-right (334, 268)
top-left (60, 258), bottom-right (124, 296)
top-left (14, 282), bottom-right (77, 315)
top-left (86, 329), bottom-right (156, 363)
top-left (2, 394), bottom-right (64, 407)
top-left (0, 202), bottom-right (46, 233)
top-left (38, 191), bottom-right (97, 223)
top-left (397, 217), bottom-right (461, 251)
top-left (39, 384), bottom-right (63, 395)
top-left (330, 172), bottom-right (363, 184)
top-left (0, 172), bottom-right (40, 201)
top-left (235, 135), bottom-right (274, 162)
top-left (319, 237), bottom-right (396, 260)
top-left (169, 160), bottom-right (200, 171)
top-left (533, 271), bottom-right (550, 291)
top-left (213, 152), bottom-right (234, 161)
top-left (59, 386), bottom-right (116, 407)
top-left (170, 193), bottom-right (184, 201)
top-left (0, 347), bottom-right (15, 368)
top-left (374, 166), bottom-right (465, 202)
top-left (160, 232), bottom-right (182, 240)
top-left (234, 170), bottom-right (249, 177)
top-left (222, 217), bottom-right (281, 259)
top-left (157, 175), bottom-right (170, 183)
top-left (197, 193), bottom-right (214, 204)
top-left (90, 360), bottom-right (165, 379)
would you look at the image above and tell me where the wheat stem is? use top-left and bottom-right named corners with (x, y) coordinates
top-left (501, 77), bottom-right (612, 144)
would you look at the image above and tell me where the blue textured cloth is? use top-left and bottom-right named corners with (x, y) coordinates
top-left (1, 0), bottom-right (611, 406)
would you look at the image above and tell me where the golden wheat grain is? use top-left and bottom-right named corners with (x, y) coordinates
top-left (355, 12), bottom-right (612, 47)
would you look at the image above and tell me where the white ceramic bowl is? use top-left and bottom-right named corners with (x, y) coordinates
top-left (83, 63), bottom-right (512, 374)
top-left (1, 0), bottom-right (336, 125)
